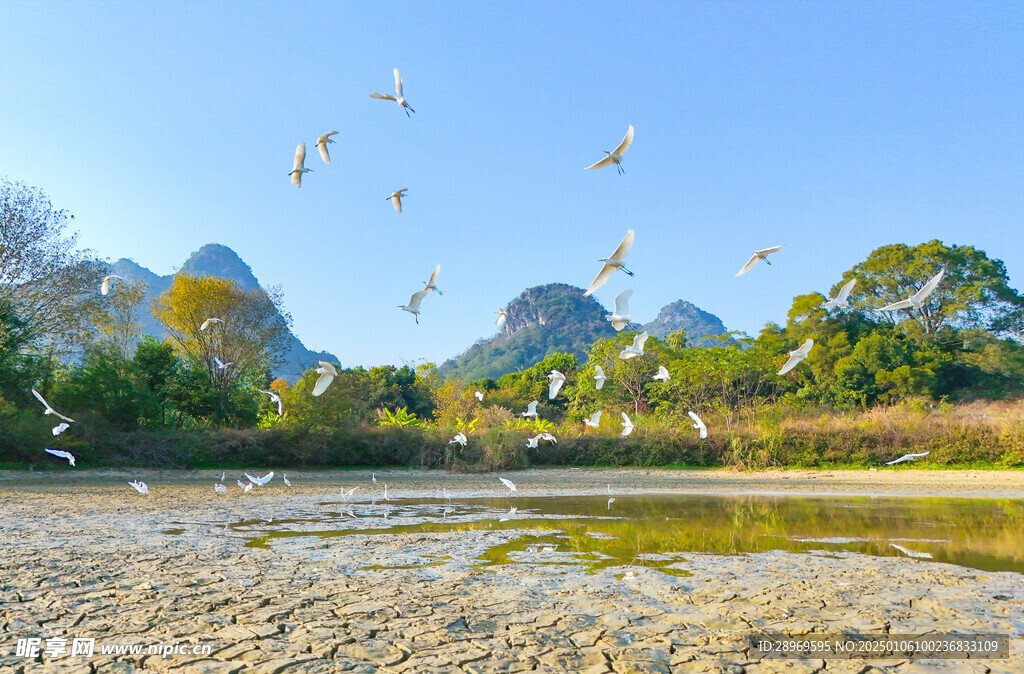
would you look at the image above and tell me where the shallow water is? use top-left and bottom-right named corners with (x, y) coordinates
top-left (213, 494), bottom-right (1024, 575)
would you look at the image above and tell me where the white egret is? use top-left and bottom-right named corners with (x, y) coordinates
top-left (370, 68), bottom-right (415, 116)
top-left (100, 275), bottom-right (126, 296)
top-left (340, 486), bottom-right (360, 499)
top-left (496, 309), bottom-right (508, 330)
top-left (886, 451), bottom-right (930, 466)
top-left (547, 370), bottom-right (566, 399)
top-left (283, 473), bottom-right (291, 487)
top-left (312, 361), bottom-right (338, 397)
top-left (421, 264), bottom-right (442, 295)
top-left (620, 412), bottom-right (634, 437)
top-left (398, 289), bottom-right (430, 324)
top-left (214, 357), bottom-right (232, 370)
top-left (585, 124), bottom-right (634, 175)
top-left (442, 487), bottom-right (451, 501)
top-left (890, 543), bottom-right (933, 559)
top-left (538, 432), bottom-right (557, 443)
top-left (388, 188), bottom-right (408, 213)
top-left (619, 331), bottom-right (649, 360)
top-left (526, 432), bottom-right (558, 448)
top-left (735, 245), bottom-right (785, 277)
top-left (245, 471), bottom-right (274, 486)
top-left (653, 365), bottom-right (670, 382)
top-left (606, 289), bottom-right (634, 331)
top-left (594, 365), bottom-right (606, 390)
top-left (237, 480), bottom-right (252, 492)
top-left (449, 432), bottom-right (468, 448)
top-left (31, 388), bottom-right (74, 423)
top-left (607, 484), bottom-right (614, 495)
top-left (521, 400), bottom-right (539, 418)
top-left (44, 448), bottom-right (75, 466)
top-left (214, 483), bottom-right (227, 493)
top-left (372, 472), bottom-right (377, 483)
top-left (316, 131), bottom-right (339, 164)
top-left (200, 318), bottom-right (224, 331)
top-left (498, 477), bottom-right (518, 494)
top-left (383, 483), bottom-right (390, 501)
top-left (259, 390), bottom-right (283, 416)
top-left (52, 422), bottom-right (70, 436)
top-left (128, 480), bottom-right (149, 495)
top-left (289, 142), bottom-right (313, 187)
top-left (220, 471), bottom-right (225, 482)
top-left (475, 391), bottom-right (484, 401)
top-left (607, 497), bottom-right (615, 509)
top-left (584, 230), bottom-right (635, 296)
top-left (879, 269), bottom-right (946, 313)
top-left (823, 278), bottom-right (857, 309)
top-left (688, 411), bottom-right (708, 439)
top-left (584, 411), bottom-right (602, 429)
top-left (777, 339), bottom-right (814, 375)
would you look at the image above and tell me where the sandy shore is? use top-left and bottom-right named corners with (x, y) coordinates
top-left (2, 468), bottom-right (1022, 672)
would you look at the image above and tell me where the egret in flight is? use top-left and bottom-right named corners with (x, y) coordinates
top-left (585, 230), bottom-right (635, 296)
top-left (289, 142), bottom-right (313, 187)
top-left (496, 309), bottom-right (508, 330)
top-left (547, 370), bottom-right (566, 399)
top-left (44, 448), bottom-right (75, 466)
top-left (879, 269), bottom-right (945, 313)
top-left (886, 451), bottom-right (930, 466)
top-left (398, 289), bottom-right (430, 324)
top-left (214, 357), bottom-right (232, 370)
top-left (778, 339), bottom-right (814, 376)
top-left (607, 289), bottom-right (634, 331)
top-left (101, 275), bottom-right (126, 295)
top-left (200, 318), bottom-right (224, 331)
top-left (31, 388), bottom-right (74, 423)
top-left (449, 432), bottom-right (468, 448)
top-left (585, 124), bottom-right (634, 175)
top-left (370, 68), bottom-right (415, 116)
top-left (316, 131), bottom-right (339, 164)
top-left (620, 412), bottom-right (634, 437)
top-left (499, 477), bottom-right (518, 494)
top-left (388, 189), bottom-right (408, 213)
top-left (594, 365), bottom-right (606, 390)
top-left (128, 480), bottom-right (149, 495)
top-left (526, 433), bottom-right (557, 448)
top-left (245, 471), bottom-right (274, 486)
top-left (423, 265), bottom-right (442, 294)
top-left (735, 245), bottom-right (784, 277)
top-left (584, 411), bottom-right (602, 429)
top-left (312, 361), bottom-right (338, 397)
top-left (52, 422), bottom-right (70, 436)
top-left (688, 411), bottom-right (708, 439)
top-left (259, 390), bottom-right (283, 416)
top-left (823, 278), bottom-right (857, 309)
top-left (520, 400), bottom-right (539, 418)
top-left (653, 365), bottom-right (670, 382)
top-left (619, 331), bottom-right (649, 360)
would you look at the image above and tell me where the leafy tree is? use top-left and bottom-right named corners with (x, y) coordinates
top-left (93, 280), bottom-right (146, 360)
top-left (132, 336), bottom-right (180, 427)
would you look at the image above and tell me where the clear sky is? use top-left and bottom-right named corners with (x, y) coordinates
top-left (2, 1), bottom-right (1022, 368)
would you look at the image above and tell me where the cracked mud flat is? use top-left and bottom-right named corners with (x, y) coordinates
top-left (2, 468), bottom-right (1023, 672)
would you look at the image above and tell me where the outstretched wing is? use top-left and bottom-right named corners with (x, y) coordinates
top-left (755, 244), bottom-right (784, 257)
top-left (370, 92), bottom-right (397, 101)
top-left (526, 400), bottom-right (538, 414)
top-left (735, 254), bottom-right (760, 277)
top-left (584, 155), bottom-right (616, 171)
top-left (609, 229), bottom-right (634, 262)
top-left (293, 143), bottom-right (306, 171)
top-left (911, 268), bottom-right (945, 304)
top-left (312, 371), bottom-right (335, 397)
top-left (613, 288), bottom-right (632, 317)
top-left (428, 264), bottom-right (440, 286)
top-left (584, 263), bottom-right (615, 297)
top-left (407, 289), bottom-right (430, 309)
top-left (394, 68), bottom-right (403, 97)
top-left (835, 278), bottom-right (856, 304)
top-left (613, 125), bottom-right (634, 156)
top-left (879, 298), bottom-right (914, 312)
top-left (777, 352), bottom-right (804, 376)
top-left (632, 331), bottom-right (649, 351)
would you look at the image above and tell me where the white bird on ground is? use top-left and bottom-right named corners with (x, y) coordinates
top-left (370, 68), bottom-right (415, 116)
top-left (585, 124), bottom-right (634, 175)
top-left (606, 289), bottom-right (634, 331)
top-left (548, 370), bottom-right (566, 399)
top-left (735, 245), bottom-right (785, 277)
top-left (499, 477), bottom-right (518, 494)
top-left (777, 338), bottom-right (814, 376)
top-left (316, 131), bottom-right (339, 163)
top-left (100, 275), bottom-right (126, 295)
top-left (245, 471), bottom-right (274, 486)
top-left (594, 365), bottom-right (606, 390)
top-left (372, 472), bottom-right (377, 483)
top-left (496, 309), bottom-right (507, 330)
top-left (475, 391), bottom-right (484, 401)
top-left (312, 361), bottom-right (338, 397)
top-left (200, 318), bottom-right (224, 331)
top-left (220, 471), bottom-right (225, 481)
top-left (890, 543), bottom-right (933, 559)
top-left (422, 265), bottom-right (442, 294)
top-left (259, 390), bottom-right (283, 416)
top-left (52, 422), bottom-right (70, 436)
top-left (237, 480), bottom-right (252, 493)
top-left (128, 480), bottom-right (149, 495)
top-left (521, 400), bottom-right (539, 418)
top-left (442, 487), bottom-right (451, 501)
top-left (584, 229), bottom-right (635, 296)
top-left (398, 289), bottom-right (430, 324)
top-left (688, 411), bottom-right (708, 439)
top-left (383, 484), bottom-right (390, 501)
top-left (340, 486), bottom-right (360, 499)
top-left (214, 357), bottom-right (232, 370)
top-left (823, 278), bottom-right (857, 309)
top-left (879, 269), bottom-right (946, 313)
top-left (283, 474), bottom-right (291, 487)
top-left (653, 365), bottom-right (670, 382)
top-left (584, 411), bottom-right (602, 429)
top-left (214, 483), bottom-right (227, 493)
top-left (44, 448), bottom-right (75, 466)
top-left (289, 142), bottom-right (313, 187)
top-left (388, 188), bottom-right (408, 213)
top-left (31, 388), bottom-right (74, 423)
top-left (619, 331), bottom-right (649, 360)
top-left (620, 412), bottom-right (634, 437)
top-left (449, 432), bottom-right (468, 448)
top-left (886, 451), bottom-right (930, 466)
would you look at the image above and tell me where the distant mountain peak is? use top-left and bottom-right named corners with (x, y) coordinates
top-left (179, 243), bottom-right (260, 290)
top-left (642, 299), bottom-right (729, 345)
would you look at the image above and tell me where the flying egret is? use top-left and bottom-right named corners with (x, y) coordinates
top-left (688, 411), bottom-right (708, 439)
top-left (823, 278), bottom-right (857, 309)
top-left (653, 365), bottom-right (670, 382)
top-left (498, 477), bottom-right (518, 494)
top-left (340, 486), bottom-right (359, 499)
top-left (399, 289), bottom-right (430, 324)
top-left (606, 289), bottom-right (634, 331)
top-left (100, 275), bottom-right (126, 295)
top-left (594, 365), bottom-right (606, 390)
top-left (312, 361), bottom-right (338, 397)
top-left (214, 357), bottom-right (232, 370)
top-left (388, 188), bottom-right (408, 213)
top-left (619, 331), bottom-right (649, 360)
top-left (289, 142), bottom-right (313, 187)
top-left (128, 480), bottom-right (149, 495)
top-left (584, 411), bottom-right (602, 429)
top-left (886, 451), bottom-right (930, 466)
top-left (214, 483), bottom-right (227, 493)
top-left (370, 68), bottom-right (415, 116)
top-left (423, 264), bottom-right (442, 294)
top-left (777, 338), bottom-right (814, 375)
top-left (44, 448), bottom-right (75, 466)
top-left (878, 269), bottom-right (946, 313)
top-left (495, 309), bottom-right (508, 330)
top-left (620, 412), bottom-right (634, 437)
top-left (735, 245), bottom-right (785, 277)
top-left (585, 124), bottom-right (634, 175)
top-left (200, 318), bottom-right (224, 331)
top-left (259, 390), bottom-right (283, 416)
top-left (526, 431), bottom-right (557, 448)
top-left (237, 479), bottom-right (252, 492)
top-left (283, 473), bottom-right (291, 487)
top-left (316, 131), bottom-right (339, 164)
top-left (31, 388), bottom-right (74, 423)
top-left (52, 422), bottom-right (70, 436)
top-left (548, 370), bottom-right (566, 399)
top-left (584, 230), bottom-right (635, 296)
top-left (520, 400), bottom-right (539, 418)
top-left (449, 432), bottom-right (468, 448)
top-left (475, 391), bottom-right (484, 401)
top-left (245, 471), bottom-right (274, 486)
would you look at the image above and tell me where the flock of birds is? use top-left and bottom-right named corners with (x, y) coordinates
top-left (32, 68), bottom-right (948, 474)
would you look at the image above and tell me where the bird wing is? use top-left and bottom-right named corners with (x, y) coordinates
top-left (370, 92), bottom-right (398, 101)
top-left (879, 298), bottom-right (914, 312)
top-left (496, 310), bottom-right (507, 326)
top-left (796, 338), bottom-right (814, 357)
top-left (609, 229), bottom-right (635, 262)
top-left (657, 365), bottom-right (669, 380)
top-left (613, 289), bottom-right (632, 317)
top-left (391, 192), bottom-right (404, 213)
top-left (291, 169), bottom-right (302, 187)
top-left (101, 277), bottom-right (112, 295)
top-left (777, 353), bottom-right (803, 376)
top-left (428, 264), bottom-right (440, 286)
top-left (836, 278), bottom-right (856, 304)
top-left (44, 448), bottom-right (72, 461)
top-left (32, 388), bottom-right (51, 410)
top-left (755, 245), bottom-right (784, 257)
top-left (633, 331), bottom-right (649, 351)
top-left (293, 143), bottom-right (306, 171)
top-left (613, 125), bottom-right (634, 156)
top-left (688, 411), bottom-right (706, 432)
top-left (584, 156), bottom-right (616, 170)
top-left (318, 361), bottom-right (339, 376)
top-left (407, 289), bottom-right (430, 309)
top-left (735, 254), bottom-right (760, 277)
top-left (499, 477), bottom-right (515, 490)
top-left (526, 400), bottom-right (538, 414)
top-left (311, 371), bottom-right (335, 397)
top-left (317, 130), bottom-right (338, 145)
top-left (621, 412), bottom-right (633, 428)
top-left (393, 68), bottom-right (403, 97)
top-left (911, 268), bottom-right (945, 304)
top-left (317, 140), bottom-right (331, 164)
top-left (591, 411), bottom-right (602, 424)
top-left (584, 263), bottom-right (616, 297)
top-left (548, 376), bottom-right (564, 400)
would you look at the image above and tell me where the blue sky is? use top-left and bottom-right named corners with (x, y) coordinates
top-left (2, 1), bottom-right (1022, 368)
